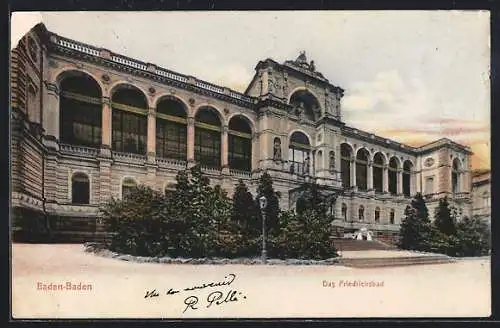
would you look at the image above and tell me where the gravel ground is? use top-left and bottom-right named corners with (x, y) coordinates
top-left (12, 243), bottom-right (491, 318)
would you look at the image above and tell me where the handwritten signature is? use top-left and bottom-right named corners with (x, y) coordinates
top-left (143, 273), bottom-right (246, 312)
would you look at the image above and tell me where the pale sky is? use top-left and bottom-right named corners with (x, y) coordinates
top-left (11, 11), bottom-right (491, 169)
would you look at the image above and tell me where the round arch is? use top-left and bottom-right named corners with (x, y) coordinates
top-left (154, 94), bottom-right (190, 115)
top-left (109, 83), bottom-right (149, 107)
top-left (55, 68), bottom-right (105, 94)
top-left (227, 113), bottom-right (256, 134)
top-left (193, 104), bottom-right (225, 124)
top-left (372, 151), bottom-right (388, 164)
top-left (287, 129), bottom-right (312, 145)
top-left (287, 87), bottom-right (323, 112)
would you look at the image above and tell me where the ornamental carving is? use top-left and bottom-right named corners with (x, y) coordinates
top-left (188, 98), bottom-right (196, 106)
top-left (148, 87), bottom-right (156, 95)
top-left (27, 37), bottom-right (39, 63)
top-left (101, 74), bottom-right (110, 83)
top-left (424, 157), bottom-right (435, 167)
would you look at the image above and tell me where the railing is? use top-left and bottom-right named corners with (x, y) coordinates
top-left (59, 143), bottom-right (99, 157)
top-left (112, 151), bottom-right (146, 162)
top-left (229, 168), bottom-right (252, 178)
top-left (200, 165), bottom-right (221, 174)
top-left (57, 38), bottom-right (100, 56)
top-left (453, 192), bottom-right (471, 200)
top-left (155, 68), bottom-right (189, 83)
top-left (53, 34), bottom-right (256, 105)
top-left (195, 80), bottom-right (225, 94)
top-left (111, 55), bottom-right (148, 70)
top-left (155, 157), bottom-right (188, 169)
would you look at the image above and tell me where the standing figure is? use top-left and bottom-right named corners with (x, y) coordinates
top-left (273, 138), bottom-right (282, 162)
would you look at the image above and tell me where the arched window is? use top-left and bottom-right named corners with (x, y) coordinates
top-left (71, 172), bottom-right (90, 204)
top-left (341, 203), bottom-right (347, 221)
top-left (59, 72), bottom-right (102, 147)
top-left (156, 97), bottom-right (187, 160)
top-left (358, 205), bottom-right (365, 221)
top-left (388, 157), bottom-right (399, 195)
top-left (122, 177), bottom-right (137, 199)
top-left (483, 192), bottom-right (491, 208)
top-left (195, 107), bottom-right (221, 169)
top-left (289, 131), bottom-right (311, 175)
top-left (452, 158), bottom-right (461, 194)
top-left (341, 143), bottom-right (352, 188)
top-left (329, 151), bottom-right (335, 172)
top-left (373, 152), bottom-right (384, 193)
top-left (289, 90), bottom-right (321, 121)
top-left (403, 160), bottom-right (413, 197)
top-left (228, 116), bottom-right (252, 172)
top-left (390, 209), bottom-right (395, 224)
top-left (375, 207), bottom-right (380, 223)
top-left (111, 86), bottom-right (148, 155)
top-left (356, 149), bottom-right (369, 191)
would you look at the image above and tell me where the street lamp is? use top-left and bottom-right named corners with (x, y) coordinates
top-left (258, 195), bottom-right (268, 264)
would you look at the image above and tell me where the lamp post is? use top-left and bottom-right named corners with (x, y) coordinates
top-left (258, 195), bottom-right (268, 264)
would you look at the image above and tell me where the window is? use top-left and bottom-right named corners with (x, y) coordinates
top-left (60, 73), bottom-right (102, 147)
top-left (388, 157), bottom-right (398, 195)
top-left (289, 131), bottom-right (311, 175)
top-left (452, 158), bottom-right (461, 194)
top-left (341, 203), bottom-right (347, 221)
top-left (341, 144), bottom-right (352, 188)
top-left (358, 205), bottom-right (365, 221)
top-left (195, 107), bottom-right (221, 169)
top-left (425, 176), bottom-right (434, 195)
top-left (390, 209), bottom-right (395, 224)
top-left (71, 172), bottom-right (90, 204)
top-left (356, 149), bottom-right (369, 191)
top-left (156, 97), bottom-right (187, 160)
top-left (228, 116), bottom-right (252, 171)
top-left (403, 160), bottom-right (412, 197)
top-left (122, 177), bottom-right (137, 199)
top-left (483, 192), bottom-right (491, 208)
top-left (373, 153), bottom-right (384, 193)
top-left (111, 87), bottom-right (148, 155)
top-left (289, 90), bottom-right (321, 121)
top-left (375, 207), bottom-right (380, 223)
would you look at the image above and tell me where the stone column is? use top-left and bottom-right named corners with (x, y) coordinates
top-left (382, 165), bottom-right (389, 193)
top-left (367, 161), bottom-right (373, 190)
top-left (350, 159), bottom-right (356, 188)
top-left (221, 125), bottom-right (229, 172)
top-left (397, 168), bottom-right (403, 195)
top-left (147, 107), bottom-right (156, 163)
top-left (187, 117), bottom-right (195, 166)
top-left (42, 81), bottom-right (60, 150)
top-left (100, 97), bottom-right (112, 157)
top-left (251, 132), bottom-right (259, 172)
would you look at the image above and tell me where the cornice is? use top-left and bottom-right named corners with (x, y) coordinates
top-left (46, 32), bottom-right (258, 110)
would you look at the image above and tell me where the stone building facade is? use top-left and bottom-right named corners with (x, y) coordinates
top-left (471, 170), bottom-right (491, 225)
top-left (11, 24), bottom-right (473, 242)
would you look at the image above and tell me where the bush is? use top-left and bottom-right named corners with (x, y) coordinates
top-left (101, 185), bottom-right (167, 256)
top-left (273, 210), bottom-right (338, 260)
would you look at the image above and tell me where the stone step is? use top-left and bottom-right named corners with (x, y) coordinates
top-left (339, 256), bottom-right (455, 268)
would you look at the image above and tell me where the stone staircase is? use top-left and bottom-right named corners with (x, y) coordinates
top-left (333, 238), bottom-right (396, 251)
top-left (338, 254), bottom-right (456, 268)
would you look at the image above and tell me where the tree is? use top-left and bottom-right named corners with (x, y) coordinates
top-left (455, 216), bottom-right (490, 256)
top-left (255, 172), bottom-right (281, 235)
top-left (231, 180), bottom-right (258, 234)
top-left (295, 182), bottom-right (328, 216)
top-left (274, 209), bottom-right (338, 260)
top-left (434, 196), bottom-right (457, 236)
top-left (101, 185), bottom-right (167, 256)
top-left (397, 193), bottom-right (433, 251)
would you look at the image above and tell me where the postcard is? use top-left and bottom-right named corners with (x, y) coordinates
top-left (10, 11), bottom-right (491, 318)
